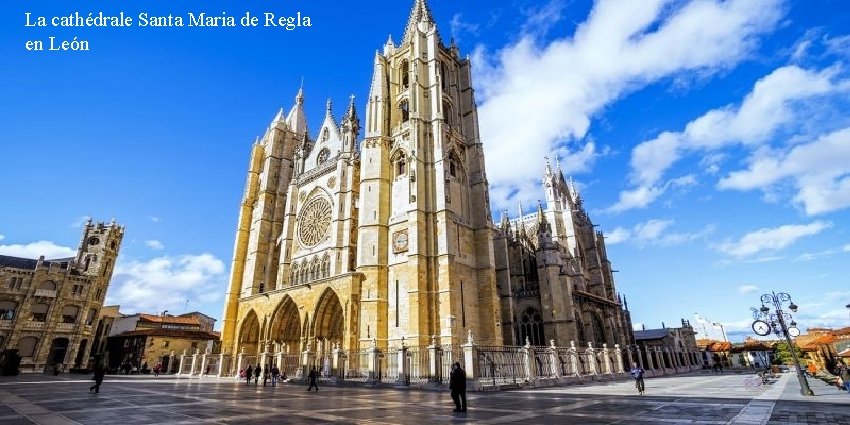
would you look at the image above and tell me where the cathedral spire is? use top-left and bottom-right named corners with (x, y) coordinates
top-left (286, 86), bottom-right (308, 136)
top-left (401, 0), bottom-right (436, 44)
top-left (344, 94), bottom-right (358, 122)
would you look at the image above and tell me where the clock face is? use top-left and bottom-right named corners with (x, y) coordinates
top-left (752, 320), bottom-right (771, 336)
top-left (787, 326), bottom-right (800, 337)
top-left (393, 230), bottom-right (408, 252)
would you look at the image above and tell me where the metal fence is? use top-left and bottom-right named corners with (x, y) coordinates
top-left (477, 345), bottom-right (525, 388)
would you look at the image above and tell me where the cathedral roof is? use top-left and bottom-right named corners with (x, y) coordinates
top-left (0, 255), bottom-right (38, 270)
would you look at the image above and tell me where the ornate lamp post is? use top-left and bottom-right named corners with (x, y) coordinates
top-left (750, 291), bottom-right (813, 396)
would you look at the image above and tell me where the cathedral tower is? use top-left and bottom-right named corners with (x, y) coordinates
top-left (360, 0), bottom-right (502, 346)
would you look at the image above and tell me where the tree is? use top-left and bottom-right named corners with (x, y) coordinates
top-left (772, 341), bottom-right (803, 365)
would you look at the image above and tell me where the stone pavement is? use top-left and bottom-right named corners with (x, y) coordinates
top-left (0, 372), bottom-right (846, 424)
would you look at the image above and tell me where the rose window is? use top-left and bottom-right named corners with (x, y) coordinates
top-left (298, 197), bottom-right (332, 247)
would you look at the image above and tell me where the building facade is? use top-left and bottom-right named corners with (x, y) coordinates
top-left (0, 220), bottom-right (123, 372)
top-left (220, 0), bottom-right (633, 360)
top-left (106, 310), bottom-right (218, 373)
top-left (494, 167), bottom-right (633, 347)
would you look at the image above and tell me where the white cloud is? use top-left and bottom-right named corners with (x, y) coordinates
top-left (612, 64), bottom-right (849, 212)
top-left (69, 216), bottom-right (92, 228)
top-left (149, 216), bottom-right (161, 223)
top-left (0, 240), bottom-right (77, 259)
top-left (634, 219), bottom-right (673, 241)
top-left (449, 13), bottom-right (479, 44)
top-left (844, 244), bottom-right (850, 252)
top-left (738, 285), bottom-right (759, 294)
top-left (145, 240), bottom-right (165, 251)
top-left (719, 127), bottom-right (850, 215)
top-left (604, 219), bottom-right (712, 247)
top-left (474, 0), bottom-right (785, 212)
top-left (0, 234), bottom-right (4, 242)
top-left (107, 253), bottom-right (226, 315)
top-left (604, 227), bottom-right (631, 245)
top-left (715, 221), bottom-right (831, 258)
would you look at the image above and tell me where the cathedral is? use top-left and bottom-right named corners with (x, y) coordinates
top-left (220, 0), bottom-right (633, 360)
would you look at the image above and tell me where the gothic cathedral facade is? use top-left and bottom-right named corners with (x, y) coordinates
top-left (220, 0), bottom-right (632, 359)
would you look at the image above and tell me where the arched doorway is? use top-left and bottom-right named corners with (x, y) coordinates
top-left (74, 339), bottom-right (88, 368)
top-left (238, 310), bottom-right (260, 355)
top-left (269, 296), bottom-right (301, 354)
top-left (590, 312), bottom-right (607, 346)
top-left (47, 338), bottom-right (69, 371)
top-left (313, 289), bottom-right (344, 356)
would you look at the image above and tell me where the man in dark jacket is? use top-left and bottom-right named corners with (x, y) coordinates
top-left (245, 365), bottom-right (254, 386)
top-left (449, 362), bottom-right (467, 412)
top-left (307, 368), bottom-right (319, 391)
top-left (89, 356), bottom-right (106, 394)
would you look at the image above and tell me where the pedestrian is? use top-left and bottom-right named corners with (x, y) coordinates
top-left (153, 362), bottom-right (162, 378)
top-left (840, 365), bottom-right (850, 394)
top-left (205, 364), bottom-right (211, 375)
top-left (307, 368), bottom-right (319, 391)
top-left (263, 365), bottom-right (269, 387)
top-left (245, 365), bottom-right (254, 386)
top-left (271, 365), bottom-right (280, 387)
top-left (253, 364), bottom-right (261, 385)
top-left (630, 362), bottom-right (645, 395)
top-left (449, 362), bottom-right (467, 412)
top-left (89, 356), bottom-right (106, 394)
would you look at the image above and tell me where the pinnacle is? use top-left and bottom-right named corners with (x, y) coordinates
top-left (401, 0), bottom-right (436, 43)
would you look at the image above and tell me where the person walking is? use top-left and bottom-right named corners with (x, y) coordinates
top-left (253, 365), bottom-right (261, 386)
top-left (89, 356), bottom-right (107, 394)
top-left (630, 362), bottom-right (646, 395)
top-left (840, 364), bottom-right (850, 394)
top-left (449, 362), bottom-right (467, 412)
top-left (307, 368), bottom-right (319, 391)
top-left (245, 365), bottom-right (254, 386)
top-left (271, 365), bottom-right (280, 387)
top-left (153, 362), bottom-right (162, 378)
top-left (262, 365), bottom-right (269, 387)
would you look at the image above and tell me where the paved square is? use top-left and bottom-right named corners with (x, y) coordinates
top-left (0, 372), bottom-right (848, 424)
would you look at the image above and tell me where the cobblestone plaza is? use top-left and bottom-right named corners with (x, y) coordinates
top-left (0, 372), bottom-right (848, 424)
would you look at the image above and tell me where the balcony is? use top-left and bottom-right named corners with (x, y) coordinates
top-left (56, 323), bottom-right (75, 332)
top-left (23, 321), bottom-right (45, 330)
top-left (34, 289), bottom-right (56, 297)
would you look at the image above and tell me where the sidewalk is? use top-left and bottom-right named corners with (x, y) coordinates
top-left (779, 373), bottom-right (850, 404)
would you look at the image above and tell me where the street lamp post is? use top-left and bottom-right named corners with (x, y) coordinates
top-left (750, 291), bottom-right (813, 396)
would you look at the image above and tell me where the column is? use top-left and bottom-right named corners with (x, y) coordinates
top-left (428, 336), bottom-right (440, 382)
top-left (462, 331), bottom-right (478, 384)
top-left (217, 353), bottom-right (227, 377)
top-left (200, 353), bottom-right (209, 377)
top-left (190, 349), bottom-right (199, 376)
top-left (644, 345), bottom-right (655, 370)
top-left (236, 347), bottom-right (245, 378)
top-left (367, 339), bottom-right (379, 382)
top-left (397, 343), bottom-right (409, 385)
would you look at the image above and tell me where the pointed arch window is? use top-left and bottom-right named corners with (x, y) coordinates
top-left (591, 312), bottom-right (606, 345)
top-left (401, 60), bottom-right (410, 89)
top-left (443, 101), bottom-right (452, 126)
top-left (400, 100), bottom-right (410, 122)
top-left (575, 312), bottom-right (586, 343)
top-left (449, 159), bottom-right (457, 177)
top-left (394, 152), bottom-right (407, 177)
top-left (518, 306), bottom-right (545, 346)
top-left (441, 62), bottom-right (449, 90)
top-left (322, 128), bottom-right (329, 142)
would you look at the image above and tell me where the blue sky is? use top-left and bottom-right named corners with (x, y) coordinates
top-left (1, 0), bottom-right (849, 341)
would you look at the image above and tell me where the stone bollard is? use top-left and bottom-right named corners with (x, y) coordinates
top-left (549, 340), bottom-right (561, 379)
top-left (586, 342), bottom-right (598, 375)
top-left (428, 335), bottom-right (441, 383)
top-left (602, 344), bottom-right (612, 375)
top-left (569, 341), bottom-right (580, 377)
